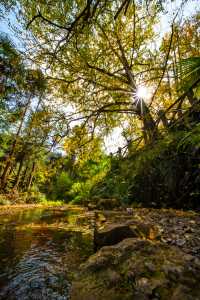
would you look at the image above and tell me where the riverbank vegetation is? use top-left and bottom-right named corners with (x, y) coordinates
top-left (0, 0), bottom-right (200, 209)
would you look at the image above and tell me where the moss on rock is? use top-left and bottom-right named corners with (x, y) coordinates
top-left (70, 238), bottom-right (200, 300)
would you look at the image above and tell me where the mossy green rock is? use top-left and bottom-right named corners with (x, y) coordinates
top-left (70, 238), bottom-right (200, 300)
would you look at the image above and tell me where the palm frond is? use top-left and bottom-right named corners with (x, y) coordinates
top-left (177, 57), bottom-right (200, 92)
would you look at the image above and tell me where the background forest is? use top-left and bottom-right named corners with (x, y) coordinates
top-left (0, 0), bottom-right (200, 209)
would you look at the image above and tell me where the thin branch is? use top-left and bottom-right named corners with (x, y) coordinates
top-left (149, 24), bottom-right (175, 106)
top-left (26, 11), bottom-right (69, 30)
top-left (156, 76), bottom-right (200, 125)
top-left (116, 35), bottom-right (136, 89)
top-left (86, 63), bottom-right (129, 84)
top-left (114, 0), bottom-right (129, 20)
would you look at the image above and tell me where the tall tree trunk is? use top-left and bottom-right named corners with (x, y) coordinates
top-left (12, 158), bottom-right (24, 191)
top-left (20, 165), bottom-right (29, 191)
top-left (116, 36), bottom-right (157, 143)
top-left (0, 94), bottom-right (32, 190)
top-left (27, 162), bottom-right (36, 191)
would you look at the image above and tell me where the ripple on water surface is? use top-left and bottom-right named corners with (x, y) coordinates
top-left (0, 207), bottom-right (93, 300)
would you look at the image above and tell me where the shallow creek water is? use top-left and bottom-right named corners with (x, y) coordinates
top-left (0, 206), bottom-right (94, 300)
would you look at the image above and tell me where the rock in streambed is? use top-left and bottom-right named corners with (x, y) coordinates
top-left (71, 238), bottom-right (200, 300)
top-left (70, 208), bottom-right (200, 300)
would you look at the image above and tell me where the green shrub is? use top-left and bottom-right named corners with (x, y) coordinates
top-left (0, 195), bottom-right (11, 205)
top-left (91, 127), bottom-right (200, 209)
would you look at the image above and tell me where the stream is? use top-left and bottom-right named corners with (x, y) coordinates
top-left (0, 206), bottom-right (94, 300)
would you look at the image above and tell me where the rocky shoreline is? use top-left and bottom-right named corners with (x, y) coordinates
top-left (70, 208), bottom-right (200, 300)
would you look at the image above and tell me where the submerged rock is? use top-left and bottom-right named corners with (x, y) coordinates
top-left (70, 238), bottom-right (200, 300)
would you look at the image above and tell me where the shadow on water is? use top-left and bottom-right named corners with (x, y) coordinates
top-left (0, 207), bottom-right (94, 300)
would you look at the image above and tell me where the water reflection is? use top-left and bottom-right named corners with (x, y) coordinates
top-left (0, 207), bottom-right (93, 300)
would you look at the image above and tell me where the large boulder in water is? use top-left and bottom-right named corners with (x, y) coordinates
top-left (94, 224), bottom-right (137, 251)
top-left (70, 238), bottom-right (200, 300)
top-left (94, 221), bottom-right (159, 250)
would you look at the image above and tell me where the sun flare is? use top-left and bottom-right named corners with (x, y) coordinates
top-left (136, 86), bottom-right (148, 99)
top-left (136, 85), bottom-right (153, 101)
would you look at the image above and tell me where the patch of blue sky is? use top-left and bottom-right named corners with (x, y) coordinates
top-left (152, 0), bottom-right (199, 49)
top-left (0, 5), bottom-right (23, 49)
